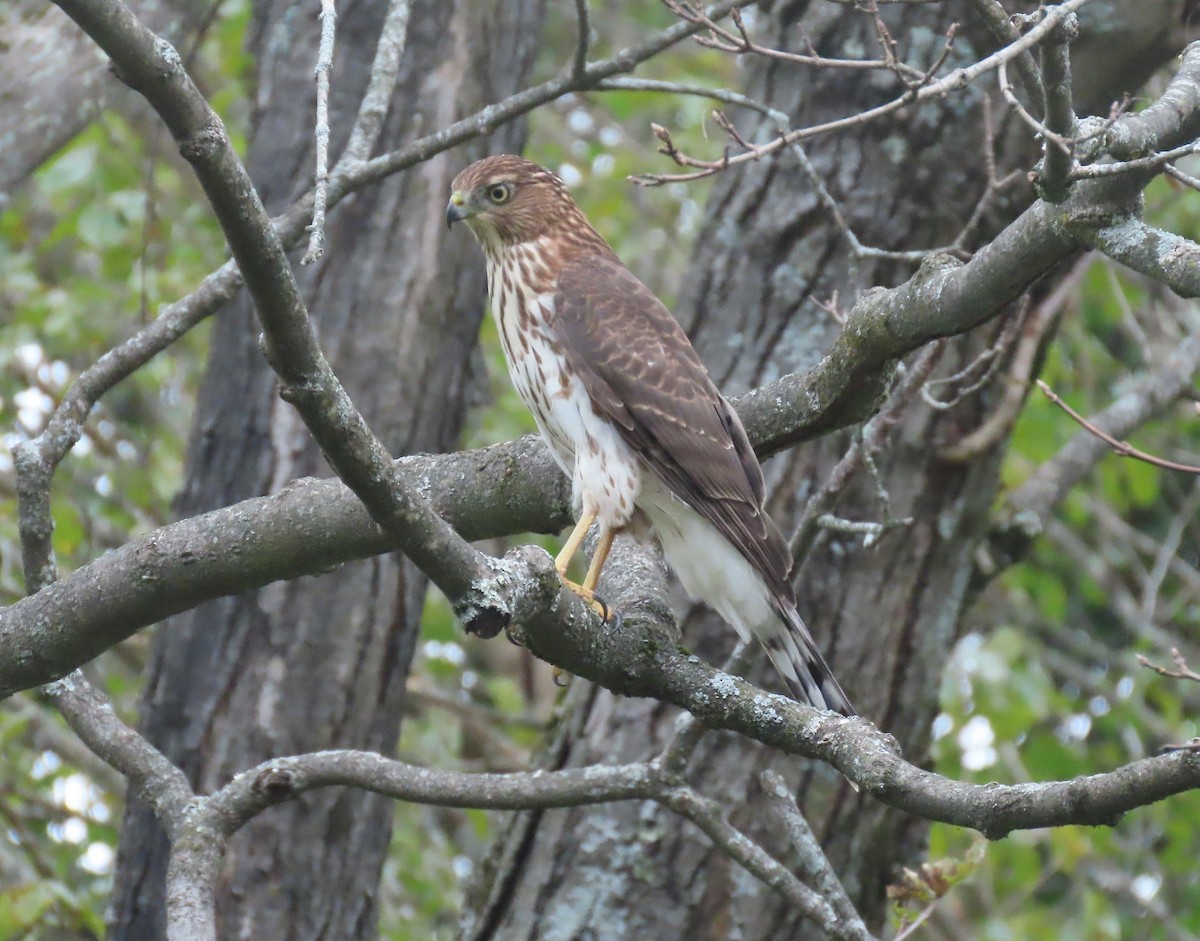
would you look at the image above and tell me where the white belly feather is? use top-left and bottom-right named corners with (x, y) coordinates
top-left (638, 475), bottom-right (775, 644)
top-left (489, 258), bottom-right (641, 533)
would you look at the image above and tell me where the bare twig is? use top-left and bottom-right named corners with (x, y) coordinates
top-left (761, 769), bottom-right (874, 941)
top-left (922, 303), bottom-right (1025, 412)
top-left (1037, 380), bottom-right (1200, 475)
top-left (660, 785), bottom-right (841, 929)
top-left (938, 256), bottom-right (1088, 462)
top-left (1139, 648), bottom-right (1200, 685)
top-left (1139, 480), bottom-right (1200, 623)
top-left (1072, 140), bottom-right (1200, 180)
top-left (1001, 330), bottom-right (1200, 539)
top-left (786, 137), bottom-right (939, 262)
top-left (997, 59), bottom-right (1074, 158)
top-left (341, 0), bottom-right (410, 163)
top-left (302, 0), bottom-right (337, 264)
top-left (1165, 162), bottom-right (1200, 192)
top-left (599, 76), bottom-right (788, 123)
top-left (900, 22), bottom-right (960, 97)
top-left (635, 0), bottom-right (1095, 185)
top-left (44, 671), bottom-right (193, 834)
top-left (1038, 13), bottom-right (1078, 200)
top-left (792, 342), bottom-right (944, 565)
top-left (667, 0), bottom-right (927, 82)
top-left (571, 0), bottom-right (590, 80)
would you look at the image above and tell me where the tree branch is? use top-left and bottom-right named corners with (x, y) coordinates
top-left (301, 0), bottom-right (337, 263)
top-left (43, 671), bottom-right (193, 833)
top-left (504, 539), bottom-right (1200, 839)
top-left (761, 769), bottom-right (874, 941)
top-left (996, 330), bottom-right (1200, 544)
top-left (1084, 217), bottom-right (1200, 298)
top-left (1037, 379), bottom-right (1200, 473)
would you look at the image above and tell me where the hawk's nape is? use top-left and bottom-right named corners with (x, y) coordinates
top-left (447, 154), bottom-right (854, 716)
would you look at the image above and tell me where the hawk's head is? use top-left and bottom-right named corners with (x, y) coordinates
top-left (447, 155), bottom-right (580, 249)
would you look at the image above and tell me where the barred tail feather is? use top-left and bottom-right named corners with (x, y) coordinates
top-left (759, 606), bottom-right (854, 716)
top-left (642, 485), bottom-right (854, 715)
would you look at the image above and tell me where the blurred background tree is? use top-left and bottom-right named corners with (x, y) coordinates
top-left (1, 1), bottom-right (1198, 939)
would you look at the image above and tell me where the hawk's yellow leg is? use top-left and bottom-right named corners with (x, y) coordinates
top-left (554, 510), bottom-right (615, 621)
top-left (582, 527), bottom-right (615, 594)
top-left (554, 509), bottom-right (595, 580)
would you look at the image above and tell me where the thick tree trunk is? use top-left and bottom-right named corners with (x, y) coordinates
top-left (108, 1), bottom-right (544, 937)
top-left (461, 3), bottom-right (1190, 939)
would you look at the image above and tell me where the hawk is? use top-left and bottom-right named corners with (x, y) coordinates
top-left (447, 155), bottom-right (853, 715)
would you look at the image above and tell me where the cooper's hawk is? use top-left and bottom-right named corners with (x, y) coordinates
top-left (447, 155), bottom-right (853, 715)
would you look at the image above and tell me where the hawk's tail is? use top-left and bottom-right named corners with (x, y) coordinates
top-left (760, 605), bottom-right (855, 716)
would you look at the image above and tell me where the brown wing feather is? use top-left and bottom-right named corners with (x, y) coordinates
top-left (552, 254), bottom-right (795, 604)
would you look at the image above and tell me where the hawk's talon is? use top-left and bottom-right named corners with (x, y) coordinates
top-left (559, 576), bottom-right (620, 625)
top-left (589, 590), bottom-right (623, 629)
top-left (503, 626), bottom-right (525, 648)
top-left (552, 666), bottom-right (571, 687)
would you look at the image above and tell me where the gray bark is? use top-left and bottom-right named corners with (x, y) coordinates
top-left (107, 0), bottom-right (544, 938)
top-left (461, 2), bottom-right (1192, 939)
top-left (0, 0), bottom-right (208, 200)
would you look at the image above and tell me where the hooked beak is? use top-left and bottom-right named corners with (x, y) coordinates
top-left (446, 191), bottom-right (472, 229)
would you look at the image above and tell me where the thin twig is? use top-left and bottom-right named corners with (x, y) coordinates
top-left (1037, 380), bottom-right (1200, 474)
top-left (634, 0), bottom-right (1094, 185)
top-left (1038, 12), bottom-right (1078, 199)
top-left (1138, 480), bottom-right (1200, 624)
top-left (938, 262), bottom-right (1082, 462)
top-left (761, 769), bottom-right (875, 941)
top-left (571, 0), bottom-right (590, 80)
top-left (786, 137), bottom-right (938, 262)
top-left (792, 342), bottom-right (943, 565)
top-left (893, 898), bottom-right (941, 941)
top-left (922, 304), bottom-right (1025, 411)
top-left (599, 76), bottom-right (788, 122)
top-left (660, 786), bottom-right (840, 929)
top-left (1072, 140), bottom-right (1200, 179)
top-left (341, 0), bottom-right (411, 163)
top-left (1138, 648), bottom-right (1200, 684)
top-left (1165, 162), bottom-right (1200, 192)
top-left (303, 0), bottom-right (337, 264)
top-left (669, 0), bottom-right (927, 82)
top-left (997, 60), bottom-right (1074, 157)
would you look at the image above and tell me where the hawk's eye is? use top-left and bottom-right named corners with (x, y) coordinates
top-left (487, 183), bottom-right (513, 205)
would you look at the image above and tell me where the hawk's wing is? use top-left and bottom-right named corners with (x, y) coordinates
top-left (552, 253), bottom-right (795, 603)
